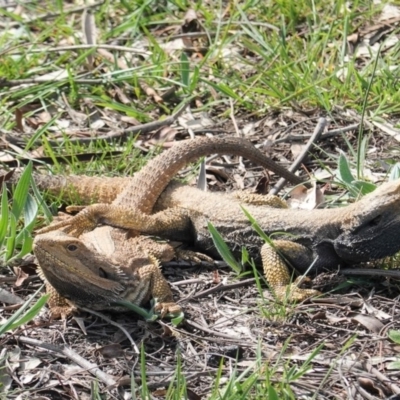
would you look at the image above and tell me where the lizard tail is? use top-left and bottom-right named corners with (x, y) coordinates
top-left (114, 135), bottom-right (304, 213)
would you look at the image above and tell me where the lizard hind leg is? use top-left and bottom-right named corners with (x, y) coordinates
top-left (137, 256), bottom-right (182, 318)
top-left (261, 240), bottom-right (321, 302)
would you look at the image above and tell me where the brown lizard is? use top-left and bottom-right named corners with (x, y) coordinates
top-left (31, 136), bottom-right (400, 313)
top-left (34, 228), bottom-right (183, 317)
top-left (30, 136), bottom-right (305, 316)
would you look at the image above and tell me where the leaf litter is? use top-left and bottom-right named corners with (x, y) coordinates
top-left (1, 1), bottom-right (400, 399)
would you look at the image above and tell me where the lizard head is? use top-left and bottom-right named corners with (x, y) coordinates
top-left (333, 179), bottom-right (400, 263)
top-left (33, 231), bottom-right (132, 309)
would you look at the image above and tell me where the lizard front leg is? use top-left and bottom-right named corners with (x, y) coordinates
top-left (45, 282), bottom-right (77, 319)
top-left (261, 240), bottom-right (321, 301)
top-left (38, 205), bottom-right (192, 237)
top-left (135, 255), bottom-right (182, 317)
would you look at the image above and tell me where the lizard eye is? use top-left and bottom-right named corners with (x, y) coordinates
top-left (368, 215), bottom-right (382, 227)
top-left (99, 267), bottom-right (108, 278)
top-left (67, 244), bottom-right (78, 252)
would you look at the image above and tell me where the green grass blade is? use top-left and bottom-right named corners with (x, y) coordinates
top-left (0, 285), bottom-right (48, 336)
top-left (12, 229), bottom-right (33, 260)
top-left (5, 213), bottom-right (16, 262)
top-left (351, 180), bottom-right (377, 195)
top-left (30, 175), bottom-right (54, 221)
top-left (23, 193), bottom-right (39, 231)
top-left (337, 152), bottom-right (354, 185)
top-left (241, 206), bottom-right (273, 245)
top-left (25, 114), bottom-right (62, 151)
top-left (200, 78), bottom-right (243, 101)
top-left (180, 51), bottom-right (190, 89)
top-left (207, 221), bottom-right (242, 274)
top-left (390, 164), bottom-right (400, 181)
top-left (112, 299), bottom-right (154, 320)
top-left (6, 295), bottom-right (48, 331)
top-left (11, 161), bottom-right (32, 220)
top-left (0, 183), bottom-right (9, 247)
top-left (388, 330), bottom-right (400, 345)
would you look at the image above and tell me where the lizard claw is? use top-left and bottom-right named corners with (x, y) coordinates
top-left (175, 249), bottom-right (214, 264)
top-left (37, 204), bottom-right (110, 236)
top-left (274, 283), bottom-right (322, 302)
top-left (37, 210), bottom-right (97, 237)
top-left (154, 302), bottom-right (182, 318)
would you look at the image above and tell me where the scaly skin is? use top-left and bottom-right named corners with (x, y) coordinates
top-left (32, 136), bottom-right (305, 315)
top-left (29, 136), bottom-right (400, 312)
top-left (11, 136), bottom-right (302, 205)
top-left (34, 229), bottom-right (182, 318)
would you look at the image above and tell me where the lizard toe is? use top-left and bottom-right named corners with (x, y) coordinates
top-left (154, 302), bottom-right (182, 318)
top-left (274, 284), bottom-right (321, 302)
top-left (175, 249), bottom-right (214, 264)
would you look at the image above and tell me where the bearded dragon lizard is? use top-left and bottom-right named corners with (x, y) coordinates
top-left (30, 136), bottom-right (306, 316)
top-left (28, 136), bottom-right (400, 315)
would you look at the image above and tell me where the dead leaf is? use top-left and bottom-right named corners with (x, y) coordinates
top-left (148, 126), bottom-right (178, 145)
top-left (372, 121), bottom-right (400, 142)
top-left (140, 81), bottom-right (163, 103)
top-left (181, 9), bottom-right (208, 55)
top-left (152, 389), bottom-right (168, 397)
top-left (112, 86), bottom-right (131, 105)
top-left (183, 9), bottom-right (199, 28)
top-left (14, 268), bottom-right (29, 287)
top-left (0, 349), bottom-right (12, 393)
top-left (0, 170), bottom-right (15, 187)
top-left (7, 347), bottom-right (21, 373)
top-left (212, 270), bottom-right (220, 284)
top-left (233, 173), bottom-right (245, 190)
top-left (186, 388), bottom-right (203, 400)
top-left (362, 302), bottom-right (392, 320)
top-left (14, 109), bottom-right (24, 132)
top-left (120, 116), bottom-right (141, 125)
top-left (19, 357), bottom-right (42, 371)
top-left (358, 377), bottom-right (386, 398)
top-left (97, 344), bottom-right (124, 359)
top-left (348, 312), bottom-right (384, 333)
top-left (0, 288), bottom-right (23, 305)
top-left (290, 143), bottom-right (306, 159)
top-left (287, 182), bottom-right (324, 209)
top-left (26, 111), bottom-right (52, 129)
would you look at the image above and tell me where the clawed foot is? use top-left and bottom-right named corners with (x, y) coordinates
top-left (154, 301), bottom-right (182, 318)
top-left (48, 304), bottom-right (77, 320)
top-left (273, 277), bottom-right (321, 302)
top-left (37, 206), bottom-right (99, 237)
top-left (175, 248), bottom-right (214, 264)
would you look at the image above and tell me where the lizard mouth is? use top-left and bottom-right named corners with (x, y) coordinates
top-left (333, 217), bottom-right (400, 263)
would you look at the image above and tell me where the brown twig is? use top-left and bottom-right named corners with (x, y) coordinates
top-left (269, 117), bottom-right (327, 195)
top-left (0, 77), bottom-right (116, 87)
top-left (80, 307), bottom-right (139, 353)
top-left (16, 336), bottom-right (118, 387)
top-left (367, 361), bottom-right (400, 394)
top-left (0, 1), bottom-right (105, 29)
top-left (5, 44), bottom-right (148, 56)
top-left (47, 102), bottom-right (189, 146)
top-left (275, 123), bottom-right (359, 144)
top-left (187, 278), bottom-right (256, 300)
top-left (184, 319), bottom-right (241, 340)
